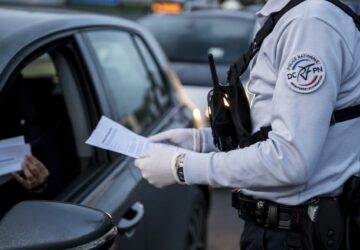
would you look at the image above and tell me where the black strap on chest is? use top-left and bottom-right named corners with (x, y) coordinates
top-left (241, 0), bottom-right (360, 144)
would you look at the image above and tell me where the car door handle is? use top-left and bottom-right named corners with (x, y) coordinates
top-left (117, 202), bottom-right (144, 238)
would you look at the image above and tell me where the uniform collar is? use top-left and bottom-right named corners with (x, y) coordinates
top-left (256, 0), bottom-right (290, 26)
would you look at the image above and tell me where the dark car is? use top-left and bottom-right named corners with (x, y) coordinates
top-left (0, 6), bottom-right (209, 250)
top-left (138, 9), bottom-right (257, 123)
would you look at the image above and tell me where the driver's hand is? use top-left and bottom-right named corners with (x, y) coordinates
top-left (12, 154), bottom-right (49, 191)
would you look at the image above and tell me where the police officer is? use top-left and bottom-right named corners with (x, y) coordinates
top-left (134, 0), bottom-right (360, 249)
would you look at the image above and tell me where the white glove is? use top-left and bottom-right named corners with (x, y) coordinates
top-left (149, 128), bottom-right (201, 152)
top-left (134, 148), bottom-right (181, 188)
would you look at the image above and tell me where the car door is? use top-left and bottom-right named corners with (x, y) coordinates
top-left (79, 28), bottom-right (208, 250)
top-left (0, 32), bottom-right (147, 249)
top-left (51, 34), bottom-right (149, 249)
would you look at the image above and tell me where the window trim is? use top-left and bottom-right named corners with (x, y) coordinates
top-left (132, 34), bottom-right (172, 112)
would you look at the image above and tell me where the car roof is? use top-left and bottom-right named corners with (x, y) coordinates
top-left (0, 6), bottom-right (147, 80)
top-left (0, 6), bottom-right (143, 45)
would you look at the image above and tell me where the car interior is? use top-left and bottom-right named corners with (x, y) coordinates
top-left (0, 47), bottom-right (97, 217)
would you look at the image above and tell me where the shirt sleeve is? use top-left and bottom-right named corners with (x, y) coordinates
top-left (199, 127), bottom-right (218, 153)
top-left (184, 17), bottom-right (349, 189)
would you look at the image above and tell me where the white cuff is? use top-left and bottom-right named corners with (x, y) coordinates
top-left (192, 129), bottom-right (201, 152)
top-left (183, 151), bottom-right (214, 185)
top-left (199, 127), bottom-right (219, 153)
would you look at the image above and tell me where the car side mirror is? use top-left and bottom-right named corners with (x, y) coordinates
top-left (0, 201), bottom-right (117, 250)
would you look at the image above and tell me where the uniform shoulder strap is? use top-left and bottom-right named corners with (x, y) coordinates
top-left (235, 0), bottom-right (306, 77)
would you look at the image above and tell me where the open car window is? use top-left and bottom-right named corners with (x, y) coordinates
top-left (0, 44), bottom-right (99, 217)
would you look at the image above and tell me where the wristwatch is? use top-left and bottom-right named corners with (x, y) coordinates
top-left (175, 153), bottom-right (186, 183)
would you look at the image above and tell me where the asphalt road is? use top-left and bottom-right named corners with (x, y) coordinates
top-left (206, 188), bottom-right (245, 250)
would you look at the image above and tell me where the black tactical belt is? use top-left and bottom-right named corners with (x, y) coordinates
top-left (232, 189), bottom-right (309, 231)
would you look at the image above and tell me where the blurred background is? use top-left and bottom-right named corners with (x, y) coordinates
top-left (0, 0), bottom-right (358, 249)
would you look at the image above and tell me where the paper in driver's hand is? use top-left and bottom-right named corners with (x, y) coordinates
top-left (86, 116), bottom-right (188, 158)
top-left (0, 136), bottom-right (25, 147)
top-left (0, 136), bottom-right (31, 176)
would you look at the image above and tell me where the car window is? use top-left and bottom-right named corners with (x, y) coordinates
top-left (21, 54), bottom-right (57, 78)
top-left (140, 15), bottom-right (254, 64)
top-left (0, 48), bottom-right (96, 217)
top-left (85, 30), bottom-right (166, 134)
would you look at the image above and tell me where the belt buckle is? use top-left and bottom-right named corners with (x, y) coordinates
top-left (278, 209), bottom-right (292, 230)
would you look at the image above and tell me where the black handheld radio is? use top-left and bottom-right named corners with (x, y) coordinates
top-left (207, 54), bottom-right (251, 151)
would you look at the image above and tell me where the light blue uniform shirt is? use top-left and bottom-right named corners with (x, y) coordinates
top-left (183, 0), bottom-right (360, 205)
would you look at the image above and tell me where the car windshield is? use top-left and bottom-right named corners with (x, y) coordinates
top-left (141, 14), bottom-right (254, 64)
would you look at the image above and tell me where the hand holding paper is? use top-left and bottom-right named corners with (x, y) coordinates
top-left (12, 154), bottom-right (49, 190)
top-left (86, 116), bottom-right (191, 188)
top-left (134, 148), bottom-right (179, 188)
top-left (86, 116), bottom-right (189, 158)
top-left (0, 136), bottom-right (31, 176)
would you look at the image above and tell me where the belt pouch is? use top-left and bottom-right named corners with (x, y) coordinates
top-left (314, 198), bottom-right (345, 250)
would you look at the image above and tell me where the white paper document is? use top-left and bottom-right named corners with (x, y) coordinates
top-left (0, 136), bottom-right (25, 147)
top-left (0, 136), bottom-right (31, 176)
top-left (86, 116), bottom-right (188, 158)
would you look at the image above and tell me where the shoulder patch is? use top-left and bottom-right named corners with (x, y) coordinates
top-left (285, 53), bottom-right (325, 94)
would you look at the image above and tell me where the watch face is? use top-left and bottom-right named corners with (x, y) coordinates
top-left (176, 153), bottom-right (186, 183)
top-left (177, 167), bottom-right (185, 183)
